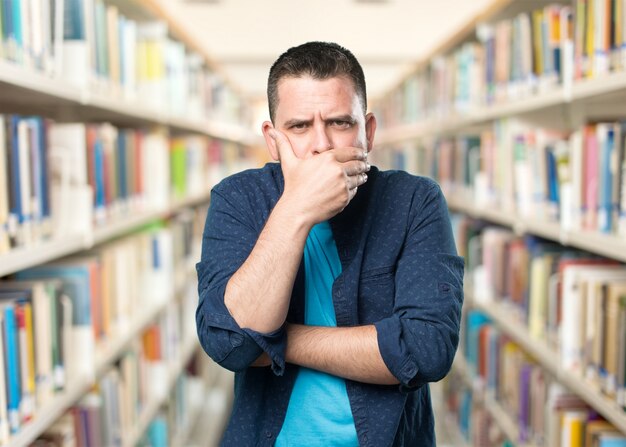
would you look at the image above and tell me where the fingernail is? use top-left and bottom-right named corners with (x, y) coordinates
top-left (363, 151), bottom-right (368, 160)
top-left (268, 129), bottom-right (277, 139)
top-left (366, 161), bottom-right (371, 171)
top-left (363, 173), bottom-right (368, 182)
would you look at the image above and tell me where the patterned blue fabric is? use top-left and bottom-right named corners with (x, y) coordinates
top-left (196, 164), bottom-right (465, 446)
top-left (275, 222), bottom-right (358, 446)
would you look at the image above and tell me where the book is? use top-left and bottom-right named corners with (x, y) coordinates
top-left (17, 261), bottom-right (96, 382)
top-left (0, 280), bottom-right (57, 407)
top-left (0, 115), bottom-right (9, 253)
top-left (1, 299), bottom-right (21, 434)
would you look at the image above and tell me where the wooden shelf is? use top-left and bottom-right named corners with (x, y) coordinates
top-left (469, 297), bottom-right (626, 435)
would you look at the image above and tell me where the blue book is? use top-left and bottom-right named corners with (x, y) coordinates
top-left (8, 116), bottom-right (22, 226)
top-left (37, 118), bottom-right (51, 220)
top-left (599, 437), bottom-right (626, 447)
top-left (599, 126), bottom-right (615, 233)
top-left (1, 302), bottom-right (20, 433)
top-left (147, 415), bottom-right (168, 447)
top-left (9, 0), bottom-right (21, 48)
top-left (117, 131), bottom-right (127, 201)
top-left (465, 310), bottom-right (490, 373)
top-left (94, 137), bottom-right (106, 212)
top-left (25, 118), bottom-right (43, 225)
top-left (63, 0), bottom-right (85, 40)
top-left (546, 146), bottom-right (559, 210)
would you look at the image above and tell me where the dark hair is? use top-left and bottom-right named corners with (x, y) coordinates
top-left (267, 41), bottom-right (367, 123)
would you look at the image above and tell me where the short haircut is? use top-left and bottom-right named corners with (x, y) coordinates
top-left (267, 41), bottom-right (367, 123)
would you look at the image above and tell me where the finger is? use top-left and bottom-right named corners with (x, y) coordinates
top-left (332, 147), bottom-right (368, 163)
top-left (347, 173), bottom-right (368, 190)
top-left (268, 129), bottom-right (297, 166)
top-left (349, 185), bottom-right (358, 201)
top-left (343, 160), bottom-right (370, 176)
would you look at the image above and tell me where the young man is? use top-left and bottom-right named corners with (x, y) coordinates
top-left (196, 42), bottom-right (464, 446)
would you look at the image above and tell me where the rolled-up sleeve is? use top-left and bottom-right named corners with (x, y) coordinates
top-left (196, 185), bottom-right (286, 375)
top-left (374, 182), bottom-right (464, 392)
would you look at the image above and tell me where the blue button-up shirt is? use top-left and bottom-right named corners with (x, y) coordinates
top-left (196, 163), bottom-right (464, 446)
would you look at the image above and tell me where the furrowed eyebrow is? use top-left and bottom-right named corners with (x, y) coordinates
top-left (284, 118), bottom-right (312, 127)
top-left (325, 115), bottom-right (356, 124)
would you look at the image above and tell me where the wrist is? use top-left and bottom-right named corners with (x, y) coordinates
top-left (274, 194), bottom-right (317, 231)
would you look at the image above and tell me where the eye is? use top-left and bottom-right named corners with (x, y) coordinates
top-left (289, 122), bottom-right (308, 131)
top-left (330, 120), bottom-right (353, 129)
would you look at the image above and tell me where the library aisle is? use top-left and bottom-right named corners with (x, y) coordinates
top-left (2, 0), bottom-right (626, 446)
top-left (372, 0), bottom-right (626, 445)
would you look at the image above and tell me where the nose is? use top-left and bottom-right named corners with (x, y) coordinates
top-left (312, 124), bottom-right (333, 155)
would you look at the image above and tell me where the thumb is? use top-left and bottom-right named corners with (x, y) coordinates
top-left (269, 129), bottom-right (297, 166)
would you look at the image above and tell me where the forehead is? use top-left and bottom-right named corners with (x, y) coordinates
top-left (275, 76), bottom-right (360, 116)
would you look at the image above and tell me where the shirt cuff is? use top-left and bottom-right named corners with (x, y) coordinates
top-left (374, 316), bottom-right (421, 392)
top-left (243, 324), bottom-right (287, 376)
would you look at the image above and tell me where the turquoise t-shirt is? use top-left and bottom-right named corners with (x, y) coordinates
top-left (275, 222), bottom-right (358, 446)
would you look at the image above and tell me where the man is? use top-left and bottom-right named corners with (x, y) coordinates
top-left (196, 41), bottom-right (464, 446)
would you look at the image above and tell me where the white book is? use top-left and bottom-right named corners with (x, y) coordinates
top-left (48, 123), bottom-right (92, 237)
top-left (122, 19), bottom-right (137, 100)
top-left (48, 123), bottom-right (88, 186)
top-left (142, 131), bottom-right (170, 211)
top-left (17, 120), bottom-right (32, 246)
top-left (30, 0), bottom-right (44, 69)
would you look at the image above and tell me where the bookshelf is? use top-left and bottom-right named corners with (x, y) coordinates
top-left (122, 335), bottom-right (199, 447)
top-left (0, 0), bottom-right (257, 444)
top-left (468, 291), bottom-right (626, 435)
top-left (375, 0), bottom-right (626, 445)
top-left (8, 276), bottom-right (179, 447)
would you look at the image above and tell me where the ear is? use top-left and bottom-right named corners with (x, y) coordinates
top-left (262, 121), bottom-right (279, 161)
top-left (364, 112), bottom-right (377, 153)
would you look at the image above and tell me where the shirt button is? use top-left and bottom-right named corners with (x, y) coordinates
top-left (363, 434), bottom-right (369, 444)
top-left (229, 332), bottom-right (244, 347)
top-left (265, 431), bottom-right (273, 438)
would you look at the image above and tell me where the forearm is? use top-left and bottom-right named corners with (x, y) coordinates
top-left (225, 199), bottom-right (311, 333)
top-left (285, 324), bottom-right (398, 385)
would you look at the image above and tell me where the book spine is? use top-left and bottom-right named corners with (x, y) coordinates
top-left (4, 305), bottom-right (21, 434)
